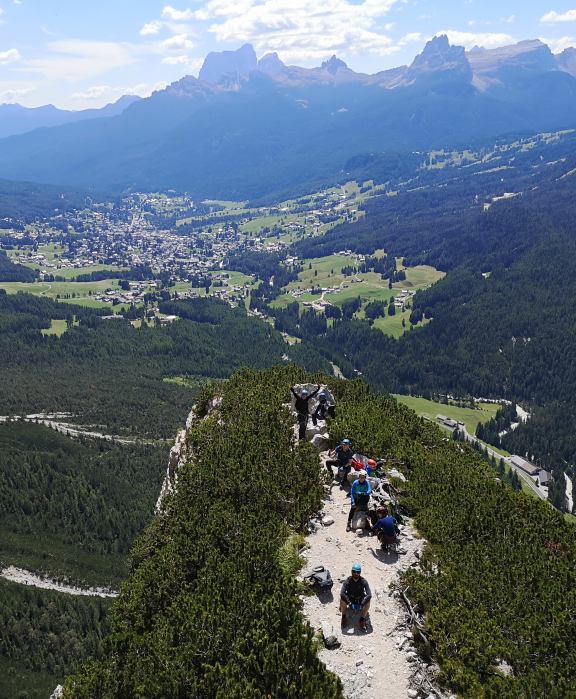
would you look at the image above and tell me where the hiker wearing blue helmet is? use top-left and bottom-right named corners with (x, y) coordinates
top-left (312, 392), bottom-right (335, 425)
top-left (290, 384), bottom-right (320, 439)
top-left (340, 564), bottom-right (372, 631)
top-left (326, 438), bottom-right (353, 482)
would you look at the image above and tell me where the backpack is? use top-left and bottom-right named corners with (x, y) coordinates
top-left (304, 565), bottom-right (333, 589)
top-left (351, 459), bottom-right (365, 471)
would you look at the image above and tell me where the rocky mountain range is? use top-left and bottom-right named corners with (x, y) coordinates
top-left (0, 37), bottom-right (575, 199)
top-left (0, 94), bottom-right (141, 139)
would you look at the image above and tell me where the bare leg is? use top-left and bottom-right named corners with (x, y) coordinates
top-left (340, 599), bottom-right (348, 615)
top-left (361, 601), bottom-right (371, 619)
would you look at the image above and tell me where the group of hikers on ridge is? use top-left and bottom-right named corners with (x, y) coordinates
top-left (291, 384), bottom-right (407, 632)
top-left (290, 384), bottom-right (406, 550)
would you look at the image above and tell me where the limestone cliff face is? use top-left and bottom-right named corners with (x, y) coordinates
top-left (199, 44), bottom-right (258, 84)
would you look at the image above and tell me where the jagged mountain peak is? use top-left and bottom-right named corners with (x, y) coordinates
top-left (402, 35), bottom-right (471, 86)
top-left (556, 46), bottom-right (576, 76)
top-left (257, 52), bottom-right (287, 75)
top-left (198, 43), bottom-right (258, 84)
top-left (321, 55), bottom-right (348, 75)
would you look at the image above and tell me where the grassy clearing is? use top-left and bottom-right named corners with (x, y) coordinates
top-left (272, 256), bottom-right (443, 337)
top-left (41, 319), bottom-right (69, 337)
top-left (393, 395), bottom-right (500, 433)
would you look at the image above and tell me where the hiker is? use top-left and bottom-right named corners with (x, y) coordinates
top-left (290, 384), bottom-right (320, 439)
top-left (312, 392), bottom-right (335, 425)
top-left (371, 506), bottom-right (406, 553)
top-left (340, 564), bottom-right (372, 631)
top-left (326, 438), bottom-right (353, 481)
top-left (346, 470), bottom-right (372, 532)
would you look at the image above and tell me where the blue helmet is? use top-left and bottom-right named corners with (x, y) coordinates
top-left (319, 392), bottom-right (326, 399)
top-left (342, 439), bottom-right (350, 445)
top-left (352, 564), bottom-right (361, 573)
top-left (301, 390), bottom-right (308, 395)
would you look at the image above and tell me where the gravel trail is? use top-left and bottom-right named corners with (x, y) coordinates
top-left (300, 458), bottom-right (445, 699)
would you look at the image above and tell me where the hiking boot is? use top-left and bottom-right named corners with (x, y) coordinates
top-left (346, 522), bottom-right (352, 532)
top-left (359, 618), bottom-right (367, 631)
top-left (341, 615), bottom-right (348, 628)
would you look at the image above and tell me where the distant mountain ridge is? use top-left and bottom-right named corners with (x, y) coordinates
top-left (0, 37), bottom-right (575, 198)
top-left (0, 95), bottom-right (141, 139)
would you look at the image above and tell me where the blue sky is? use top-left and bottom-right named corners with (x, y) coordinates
top-left (0, 0), bottom-right (573, 109)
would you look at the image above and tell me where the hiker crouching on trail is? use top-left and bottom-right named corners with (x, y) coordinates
top-left (346, 470), bottom-right (372, 532)
top-left (312, 392), bottom-right (335, 425)
top-left (291, 385), bottom-right (320, 439)
top-left (340, 564), bottom-right (371, 631)
top-left (325, 438), bottom-right (353, 481)
top-left (371, 506), bottom-right (406, 554)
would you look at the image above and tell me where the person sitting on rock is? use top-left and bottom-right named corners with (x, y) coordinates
top-left (290, 384), bottom-right (320, 439)
top-left (340, 563), bottom-right (372, 631)
top-left (312, 392), bottom-right (335, 425)
top-left (325, 438), bottom-right (353, 481)
top-left (346, 470), bottom-right (372, 532)
top-left (371, 506), bottom-right (406, 553)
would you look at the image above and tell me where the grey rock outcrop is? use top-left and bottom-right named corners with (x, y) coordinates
top-left (321, 620), bottom-right (341, 648)
top-left (467, 39), bottom-right (557, 90)
top-left (258, 52), bottom-right (287, 75)
top-left (402, 35), bottom-right (472, 86)
top-left (199, 44), bottom-right (258, 84)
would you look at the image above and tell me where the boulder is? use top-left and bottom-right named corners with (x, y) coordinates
top-left (305, 423), bottom-right (324, 439)
top-left (50, 687), bottom-right (64, 699)
top-left (321, 620), bottom-right (341, 648)
top-left (322, 515), bottom-right (335, 526)
top-left (387, 468), bottom-right (406, 482)
top-left (351, 510), bottom-right (368, 529)
top-left (311, 433), bottom-right (330, 450)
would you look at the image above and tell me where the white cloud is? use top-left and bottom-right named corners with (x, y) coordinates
top-left (141, 20), bottom-right (163, 35)
top-left (399, 32), bottom-right (421, 45)
top-left (468, 20), bottom-right (475, 26)
top-left (541, 9), bottom-right (576, 22)
top-left (0, 48), bottom-right (21, 64)
top-left (162, 5), bottom-right (194, 20)
top-left (503, 14), bottom-right (515, 23)
top-left (14, 0), bottom-right (22, 4)
top-left (385, 22), bottom-right (395, 29)
top-left (70, 83), bottom-right (160, 101)
top-left (161, 34), bottom-right (195, 51)
top-left (71, 85), bottom-right (112, 100)
top-left (0, 86), bottom-right (35, 103)
top-left (162, 54), bottom-right (190, 64)
top-left (195, 0), bottom-right (401, 63)
top-left (419, 13), bottom-right (431, 18)
top-left (25, 40), bottom-right (135, 82)
top-left (436, 30), bottom-right (515, 49)
top-left (540, 35), bottom-right (576, 52)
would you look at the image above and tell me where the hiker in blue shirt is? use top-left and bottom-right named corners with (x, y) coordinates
top-left (371, 506), bottom-right (406, 554)
top-left (346, 470), bottom-right (372, 532)
top-left (326, 438), bottom-right (353, 483)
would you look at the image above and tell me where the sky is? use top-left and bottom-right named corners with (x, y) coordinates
top-left (0, 0), bottom-right (574, 110)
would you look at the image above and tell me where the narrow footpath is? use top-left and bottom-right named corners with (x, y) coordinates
top-left (300, 458), bottom-right (448, 699)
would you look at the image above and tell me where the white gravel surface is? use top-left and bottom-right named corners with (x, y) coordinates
top-left (300, 462), bottom-right (447, 699)
top-left (0, 566), bottom-right (118, 597)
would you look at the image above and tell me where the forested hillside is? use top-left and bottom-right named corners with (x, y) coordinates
top-left (266, 133), bottom-right (576, 487)
top-left (0, 579), bottom-right (112, 699)
top-left (0, 293), bottom-right (330, 438)
top-left (0, 249), bottom-right (38, 282)
top-left (62, 366), bottom-right (576, 698)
